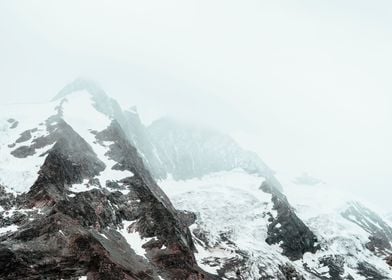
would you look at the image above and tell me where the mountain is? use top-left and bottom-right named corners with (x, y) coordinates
top-left (0, 89), bottom-right (216, 279)
top-left (1, 80), bottom-right (391, 279)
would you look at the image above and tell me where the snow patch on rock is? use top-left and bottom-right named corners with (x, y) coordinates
top-left (118, 220), bottom-right (154, 259)
top-left (0, 224), bottom-right (18, 235)
top-left (0, 102), bottom-right (57, 193)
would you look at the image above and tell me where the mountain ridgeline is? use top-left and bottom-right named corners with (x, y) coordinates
top-left (0, 79), bottom-right (391, 279)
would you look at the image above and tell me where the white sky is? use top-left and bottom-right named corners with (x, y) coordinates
top-left (0, 1), bottom-right (391, 212)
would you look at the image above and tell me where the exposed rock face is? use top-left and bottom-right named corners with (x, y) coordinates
top-left (357, 262), bottom-right (389, 280)
top-left (318, 255), bottom-right (345, 280)
top-left (278, 264), bottom-right (305, 280)
top-left (261, 181), bottom-right (320, 260)
top-left (0, 185), bottom-right (15, 211)
top-left (386, 255), bottom-right (392, 267)
top-left (0, 103), bottom-right (215, 279)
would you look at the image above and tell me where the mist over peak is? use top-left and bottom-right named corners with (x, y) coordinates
top-left (1, 2), bottom-right (392, 278)
top-left (52, 77), bottom-right (107, 101)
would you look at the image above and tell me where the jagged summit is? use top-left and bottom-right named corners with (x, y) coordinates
top-left (52, 78), bottom-right (123, 120)
top-left (50, 79), bottom-right (278, 182)
top-left (52, 78), bottom-right (107, 102)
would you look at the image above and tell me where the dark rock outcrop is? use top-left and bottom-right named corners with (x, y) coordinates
top-left (261, 181), bottom-right (320, 260)
top-left (0, 185), bottom-right (15, 211)
top-left (357, 262), bottom-right (389, 280)
top-left (278, 264), bottom-right (305, 280)
top-left (319, 255), bottom-right (345, 279)
top-left (386, 255), bottom-right (392, 267)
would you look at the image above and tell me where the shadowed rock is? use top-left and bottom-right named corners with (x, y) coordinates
top-left (261, 181), bottom-right (320, 260)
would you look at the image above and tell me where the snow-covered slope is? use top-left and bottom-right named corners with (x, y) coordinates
top-left (160, 170), bottom-right (296, 279)
top-left (0, 90), bottom-right (131, 195)
top-left (284, 179), bottom-right (392, 279)
top-left (0, 102), bottom-right (57, 194)
top-left (160, 170), bottom-right (392, 279)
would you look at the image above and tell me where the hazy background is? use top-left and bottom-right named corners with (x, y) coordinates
top-left (0, 1), bottom-right (391, 212)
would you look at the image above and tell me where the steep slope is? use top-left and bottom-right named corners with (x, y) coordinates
top-left (0, 91), bottom-right (215, 279)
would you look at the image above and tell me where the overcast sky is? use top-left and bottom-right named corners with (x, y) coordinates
top-left (0, 1), bottom-right (391, 212)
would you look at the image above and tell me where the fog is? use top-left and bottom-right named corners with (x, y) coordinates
top-left (0, 1), bottom-right (391, 212)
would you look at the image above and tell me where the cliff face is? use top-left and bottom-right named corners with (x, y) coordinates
top-left (261, 181), bottom-right (320, 261)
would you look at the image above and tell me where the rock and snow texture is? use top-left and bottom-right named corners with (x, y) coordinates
top-left (160, 170), bottom-right (315, 279)
top-left (0, 102), bottom-right (57, 194)
top-left (160, 170), bottom-right (392, 279)
top-left (60, 91), bottom-right (134, 194)
top-left (280, 175), bottom-right (392, 279)
top-left (118, 220), bottom-right (155, 259)
top-left (1, 80), bottom-right (392, 279)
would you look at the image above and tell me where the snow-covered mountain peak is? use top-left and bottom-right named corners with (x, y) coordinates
top-left (58, 90), bottom-right (112, 133)
top-left (52, 78), bottom-right (123, 121)
top-left (52, 78), bottom-right (107, 102)
top-left (0, 90), bottom-right (122, 195)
